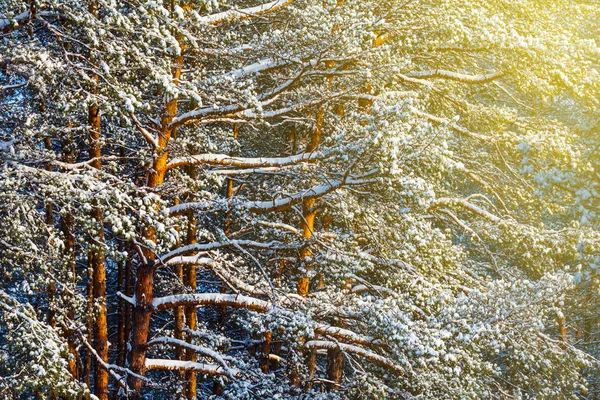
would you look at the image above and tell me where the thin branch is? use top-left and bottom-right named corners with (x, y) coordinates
top-left (198, 0), bottom-right (294, 25)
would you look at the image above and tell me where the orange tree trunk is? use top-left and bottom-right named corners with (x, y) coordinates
top-left (88, 96), bottom-right (109, 400)
top-left (127, 52), bottom-right (181, 394)
top-left (184, 214), bottom-right (198, 399)
top-left (326, 347), bottom-right (343, 390)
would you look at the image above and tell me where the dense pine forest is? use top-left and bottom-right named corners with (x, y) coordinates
top-left (1, 0), bottom-right (599, 399)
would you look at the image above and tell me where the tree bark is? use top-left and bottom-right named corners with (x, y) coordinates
top-left (184, 214), bottom-right (198, 399)
top-left (44, 137), bottom-right (56, 328)
top-left (127, 51), bottom-right (183, 396)
top-left (326, 347), bottom-right (343, 390)
top-left (260, 331), bottom-right (272, 374)
top-left (88, 93), bottom-right (108, 400)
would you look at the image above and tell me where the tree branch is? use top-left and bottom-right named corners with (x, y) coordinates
top-left (304, 340), bottom-right (404, 374)
top-left (198, 0), bottom-right (294, 25)
top-left (152, 293), bottom-right (272, 312)
top-left (145, 359), bottom-right (240, 378)
top-left (147, 337), bottom-right (236, 378)
top-left (406, 69), bottom-right (503, 84)
top-left (166, 150), bottom-right (327, 171)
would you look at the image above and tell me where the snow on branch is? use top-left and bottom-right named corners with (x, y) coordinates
top-left (160, 239), bottom-right (289, 263)
top-left (1, 10), bottom-right (53, 33)
top-left (244, 176), bottom-right (375, 214)
top-left (145, 359), bottom-right (240, 378)
top-left (411, 109), bottom-right (490, 141)
top-left (168, 200), bottom-right (213, 215)
top-left (162, 253), bottom-right (270, 295)
top-left (207, 167), bottom-right (289, 176)
top-left (146, 337), bottom-right (236, 377)
top-left (169, 72), bottom-right (306, 128)
top-left (226, 58), bottom-right (286, 80)
top-left (169, 174), bottom-right (376, 215)
top-left (304, 341), bottom-right (404, 374)
top-left (406, 69), bottom-right (504, 84)
top-left (198, 0), bottom-right (294, 25)
top-left (0, 82), bottom-right (27, 92)
top-left (315, 324), bottom-right (383, 347)
top-left (129, 113), bottom-right (158, 149)
top-left (164, 255), bottom-right (214, 267)
top-left (166, 150), bottom-right (327, 171)
top-left (350, 284), bottom-right (399, 298)
top-left (152, 293), bottom-right (272, 312)
top-left (0, 10), bottom-right (30, 32)
top-left (52, 156), bottom-right (121, 170)
top-left (433, 198), bottom-right (502, 223)
top-left (212, 263), bottom-right (270, 296)
top-left (116, 291), bottom-right (135, 306)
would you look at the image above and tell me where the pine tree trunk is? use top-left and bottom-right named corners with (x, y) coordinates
top-left (305, 333), bottom-right (317, 391)
top-left (260, 331), bottom-right (272, 374)
top-left (117, 240), bottom-right (126, 367)
top-left (297, 108), bottom-right (324, 296)
top-left (326, 347), bottom-right (343, 390)
top-left (44, 137), bottom-right (56, 328)
top-left (89, 97), bottom-right (109, 400)
top-left (184, 214), bottom-right (198, 399)
top-left (297, 197), bottom-right (316, 296)
top-left (173, 198), bottom-right (186, 363)
top-left (61, 138), bottom-right (78, 380)
top-left (127, 51), bottom-right (182, 394)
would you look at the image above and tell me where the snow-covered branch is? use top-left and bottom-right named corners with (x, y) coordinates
top-left (198, 0), bottom-right (294, 25)
top-left (170, 70), bottom-right (307, 128)
top-left (406, 69), bottom-right (504, 84)
top-left (160, 239), bottom-right (289, 263)
top-left (315, 324), bottom-right (383, 347)
top-left (304, 341), bottom-right (404, 374)
top-left (130, 113), bottom-right (158, 149)
top-left (244, 176), bottom-right (375, 214)
top-left (411, 109), bottom-right (490, 141)
top-left (166, 150), bottom-right (326, 171)
top-left (0, 82), bottom-right (26, 92)
top-left (162, 253), bottom-right (270, 295)
top-left (147, 337), bottom-right (235, 377)
top-left (152, 293), bottom-right (272, 312)
top-left (145, 359), bottom-right (240, 378)
top-left (433, 197), bottom-right (502, 223)
top-left (164, 255), bottom-right (214, 267)
top-left (0, 10), bottom-right (30, 33)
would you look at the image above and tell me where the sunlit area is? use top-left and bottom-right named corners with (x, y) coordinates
top-left (0, 0), bottom-right (599, 398)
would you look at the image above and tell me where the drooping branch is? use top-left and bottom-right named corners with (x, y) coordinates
top-left (145, 359), bottom-right (240, 378)
top-left (406, 69), bottom-right (504, 84)
top-left (208, 167), bottom-right (292, 176)
top-left (304, 341), bottom-right (404, 374)
top-left (152, 293), bottom-right (272, 312)
top-left (164, 255), bottom-right (214, 267)
top-left (0, 10), bottom-right (33, 33)
top-left (170, 67), bottom-right (308, 128)
top-left (244, 175), bottom-right (376, 214)
top-left (0, 82), bottom-right (27, 92)
top-left (411, 109), bottom-right (490, 141)
top-left (350, 284), bottom-right (399, 298)
top-left (129, 113), bottom-right (158, 149)
top-left (166, 150), bottom-right (327, 171)
top-left (163, 253), bottom-right (270, 296)
top-left (147, 337), bottom-right (235, 377)
top-left (315, 324), bottom-right (383, 347)
top-left (168, 174), bottom-right (376, 216)
top-left (432, 197), bottom-right (502, 223)
top-left (198, 0), bottom-right (295, 25)
top-left (159, 239), bottom-right (289, 263)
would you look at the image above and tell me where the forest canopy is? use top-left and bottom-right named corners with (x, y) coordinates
top-left (0, 0), bottom-right (599, 399)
